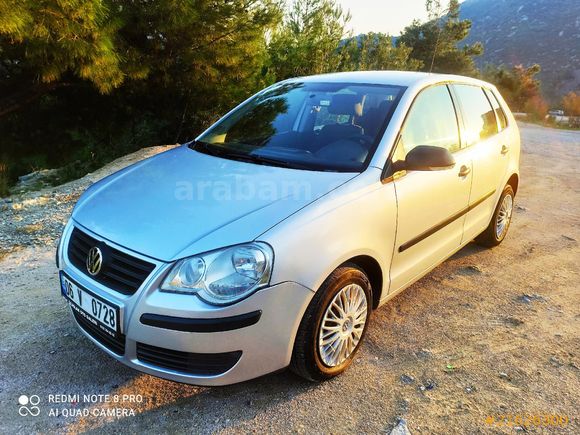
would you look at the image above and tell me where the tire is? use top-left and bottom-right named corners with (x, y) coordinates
top-left (290, 264), bottom-right (372, 382)
top-left (475, 184), bottom-right (515, 248)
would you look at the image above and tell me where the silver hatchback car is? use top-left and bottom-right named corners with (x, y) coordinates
top-left (57, 71), bottom-right (520, 385)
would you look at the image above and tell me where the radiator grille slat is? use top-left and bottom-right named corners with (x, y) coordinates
top-left (67, 227), bottom-right (155, 295)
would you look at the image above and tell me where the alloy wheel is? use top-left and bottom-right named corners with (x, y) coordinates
top-left (318, 283), bottom-right (368, 367)
top-left (496, 194), bottom-right (513, 239)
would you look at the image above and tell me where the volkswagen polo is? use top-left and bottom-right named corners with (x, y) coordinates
top-left (57, 71), bottom-right (520, 385)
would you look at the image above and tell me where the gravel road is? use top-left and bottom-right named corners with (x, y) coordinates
top-left (0, 123), bottom-right (578, 434)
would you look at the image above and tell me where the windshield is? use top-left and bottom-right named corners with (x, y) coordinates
top-left (193, 81), bottom-right (406, 172)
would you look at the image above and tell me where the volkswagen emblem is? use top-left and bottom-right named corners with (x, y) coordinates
top-left (86, 247), bottom-right (103, 276)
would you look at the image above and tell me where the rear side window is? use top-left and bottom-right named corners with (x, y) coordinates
top-left (484, 88), bottom-right (508, 131)
top-left (453, 84), bottom-right (498, 146)
top-left (397, 85), bottom-right (460, 158)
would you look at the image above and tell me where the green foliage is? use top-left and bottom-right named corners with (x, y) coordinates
top-left (268, 0), bottom-right (421, 80)
top-left (0, 0), bottom-right (527, 196)
top-left (0, 0), bottom-right (124, 93)
top-left (398, 0), bottom-right (483, 75)
top-left (0, 0), bottom-right (282, 195)
top-left (340, 33), bottom-right (422, 71)
top-left (268, 0), bottom-right (350, 80)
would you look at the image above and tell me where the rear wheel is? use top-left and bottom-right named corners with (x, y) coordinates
top-left (476, 185), bottom-right (514, 247)
top-left (290, 265), bottom-right (372, 381)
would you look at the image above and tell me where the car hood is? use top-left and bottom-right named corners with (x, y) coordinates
top-left (72, 146), bottom-right (357, 261)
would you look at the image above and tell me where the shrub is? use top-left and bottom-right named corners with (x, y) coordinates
top-left (562, 92), bottom-right (580, 116)
top-left (524, 95), bottom-right (548, 121)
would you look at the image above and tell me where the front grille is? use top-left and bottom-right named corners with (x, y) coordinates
top-left (136, 342), bottom-right (242, 376)
top-left (72, 309), bottom-right (126, 355)
top-left (67, 227), bottom-right (156, 295)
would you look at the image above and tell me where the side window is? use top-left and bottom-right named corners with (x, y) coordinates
top-left (397, 85), bottom-right (460, 159)
top-left (484, 88), bottom-right (508, 131)
top-left (453, 84), bottom-right (498, 146)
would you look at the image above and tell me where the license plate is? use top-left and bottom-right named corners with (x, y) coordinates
top-left (60, 273), bottom-right (120, 337)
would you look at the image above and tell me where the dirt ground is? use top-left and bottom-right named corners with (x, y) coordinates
top-left (0, 123), bottom-right (578, 434)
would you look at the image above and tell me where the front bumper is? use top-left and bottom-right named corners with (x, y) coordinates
top-left (58, 223), bottom-right (314, 386)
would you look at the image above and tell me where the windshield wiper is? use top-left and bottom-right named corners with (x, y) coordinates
top-left (224, 152), bottom-right (314, 170)
top-left (190, 140), bottom-right (315, 170)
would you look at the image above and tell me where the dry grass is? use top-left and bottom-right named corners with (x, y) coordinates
top-left (15, 223), bottom-right (43, 234)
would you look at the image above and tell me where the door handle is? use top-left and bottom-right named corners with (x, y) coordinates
top-left (458, 165), bottom-right (471, 177)
top-left (501, 145), bottom-right (509, 155)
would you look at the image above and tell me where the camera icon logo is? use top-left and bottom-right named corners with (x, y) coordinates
top-left (18, 395), bottom-right (40, 417)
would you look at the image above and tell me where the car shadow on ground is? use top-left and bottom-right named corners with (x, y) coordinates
top-left (449, 241), bottom-right (488, 260)
top-left (59, 350), bottom-right (321, 433)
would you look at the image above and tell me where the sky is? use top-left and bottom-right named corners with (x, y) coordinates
top-left (335, 0), bottom-right (457, 36)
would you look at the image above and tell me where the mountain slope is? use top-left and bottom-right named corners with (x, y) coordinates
top-left (460, 0), bottom-right (580, 102)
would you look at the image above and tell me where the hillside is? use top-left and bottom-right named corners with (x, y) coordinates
top-left (460, 0), bottom-right (580, 102)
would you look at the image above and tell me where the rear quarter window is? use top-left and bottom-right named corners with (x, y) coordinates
top-left (452, 84), bottom-right (498, 146)
top-left (484, 88), bottom-right (508, 131)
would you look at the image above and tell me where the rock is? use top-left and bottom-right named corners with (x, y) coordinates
top-left (389, 418), bottom-right (411, 435)
top-left (562, 235), bottom-right (576, 241)
top-left (398, 399), bottom-right (410, 414)
top-left (516, 205), bottom-right (527, 211)
top-left (459, 265), bottom-right (482, 275)
top-left (400, 374), bottom-right (415, 384)
top-left (516, 293), bottom-right (546, 304)
top-left (503, 317), bottom-right (524, 327)
top-left (415, 349), bottom-right (432, 359)
top-left (499, 372), bottom-right (510, 380)
top-left (12, 168), bottom-right (60, 194)
top-left (549, 356), bottom-right (564, 367)
top-left (465, 386), bottom-right (476, 393)
top-left (419, 379), bottom-right (437, 391)
top-left (423, 379), bottom-right (437, 390)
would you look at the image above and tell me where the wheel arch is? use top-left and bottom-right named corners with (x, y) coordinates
top-left (340, 255), bottom-right (383, 310)
top-left (507, 173), bottom-right (519, 195)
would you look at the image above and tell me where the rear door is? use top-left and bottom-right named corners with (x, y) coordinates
top-left (450, 84), bottom-right (510, 242)
top-left (389, 84), bottom-right (472, 292)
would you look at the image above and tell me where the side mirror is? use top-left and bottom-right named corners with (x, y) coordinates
top-left (394, 145), bottom-right (456, 172)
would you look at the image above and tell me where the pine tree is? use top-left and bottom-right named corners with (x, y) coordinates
top-left (339, 33), bottom-right (422, 72)
top-left (397, 0), bottom-right (483, 76)
top-left (268, 0), bottom-right (350, 80)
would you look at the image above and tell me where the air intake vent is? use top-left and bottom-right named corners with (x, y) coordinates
top-left (137, 342), bottom-right (242, 376)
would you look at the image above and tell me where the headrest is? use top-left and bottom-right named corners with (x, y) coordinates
top-left (328, 94), bottom-right (363, 116)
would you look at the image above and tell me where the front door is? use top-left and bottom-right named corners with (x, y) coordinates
top-left (389, 84), bottom-right (472, 292)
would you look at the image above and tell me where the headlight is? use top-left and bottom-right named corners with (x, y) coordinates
top-left (161, 242), bottom-right (273, 305)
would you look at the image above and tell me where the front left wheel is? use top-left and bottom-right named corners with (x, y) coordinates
top-left (290, 264), bottom-right (372, 382)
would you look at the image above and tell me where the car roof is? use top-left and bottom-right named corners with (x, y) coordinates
top-left (291, 70), bottom-right (494, 90)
